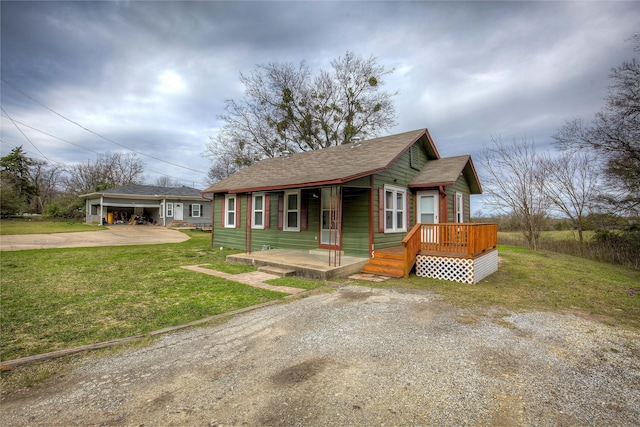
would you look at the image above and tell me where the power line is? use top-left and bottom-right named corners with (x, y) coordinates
top-left (0, 114), bottom-right (194, 184)
top-left (1, 77), bottom-right (208, 175)
top-left (0, 106), bottom-right (61, 165)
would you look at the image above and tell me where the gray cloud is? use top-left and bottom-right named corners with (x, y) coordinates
top-left (2, 0), bottom-right (638, 210)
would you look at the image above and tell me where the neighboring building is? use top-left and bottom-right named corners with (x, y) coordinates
top-left (201, 128), bottom-right (482, 252)
top-left (81, 184), bottom-right (211, 227)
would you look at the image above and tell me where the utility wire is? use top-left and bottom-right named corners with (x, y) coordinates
top-left (1, 77), bottom-right (207, 175)
top-left (0, 106), bottom-right (61, 165)
top-left (0, 114), bottom-right (193, 184)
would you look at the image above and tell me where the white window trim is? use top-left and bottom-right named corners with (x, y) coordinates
top-left (191, 204), bottom-right (201, 218)
top-left (384, 185), bottom-right (407, 233)
top-left (166, 202), bottom-right (174, 218)
top-left (284, 190), bottom-right (300, 232)
top-left (225, 194), bottom-right (236, 228)
top-left (252, 193), bottom-right (265, 229)
top-left (160, 201), bottom-right (165, 219)
top-left (456, 192), bottom-right (464, 223)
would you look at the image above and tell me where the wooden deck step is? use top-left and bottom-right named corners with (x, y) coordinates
top-left (361, 246), bottom-right (407, 278)
top-left (361, 263), bottom-right (404, 278)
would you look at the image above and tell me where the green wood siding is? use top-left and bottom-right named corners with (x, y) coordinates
top-left (446, 175), bottom-right (471, 222)
top-left (213, 191), bottom-right (320, 252)
top-left (341, 188), bottom-right (370, 257)
top-left (372, 143), bottom-right (427, 250)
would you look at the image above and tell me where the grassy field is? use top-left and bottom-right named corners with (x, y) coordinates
top-left (498, 229), bottom-right (639, 268)
top-left (2, 223), bottom-right (639, 364)
top-left (362, 245), bottom-right (640, 330)
top-left (0, 218), bottom-right (103, 235)
top-left (0, 231), bottom-right (328, 361)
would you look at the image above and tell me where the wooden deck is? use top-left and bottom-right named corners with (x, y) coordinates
top-left (363, 223), bottom-right (498, 279)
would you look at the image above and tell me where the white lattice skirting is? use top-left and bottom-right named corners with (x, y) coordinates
top-left (415, 249), bottom-right (498, 284)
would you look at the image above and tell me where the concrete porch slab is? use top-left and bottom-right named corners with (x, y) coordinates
top-left (227, 249), bottom-right (369, 280)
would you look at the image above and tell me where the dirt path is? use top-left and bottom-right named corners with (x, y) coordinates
top-left (2, 286), bottom-right (639, 426)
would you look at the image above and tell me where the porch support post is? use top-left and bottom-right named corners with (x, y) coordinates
top-left (439, 186), bottom-right (447, 223)
top-left (245, 194), bottom-right (252, 254)
top-left (369, 176), bottom-right (375, 258)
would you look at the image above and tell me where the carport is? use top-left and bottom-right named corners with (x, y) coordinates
top-left (80, 184), bottom-right (213, 227)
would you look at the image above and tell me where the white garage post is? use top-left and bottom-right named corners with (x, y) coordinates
top-left (100, 196), bottom-right (104, 226)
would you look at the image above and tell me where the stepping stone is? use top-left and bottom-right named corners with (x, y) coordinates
top-left (258, 266), bottom-right (296, 277)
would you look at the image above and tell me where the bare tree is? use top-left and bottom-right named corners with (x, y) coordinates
top-left (154, 176), bottom-right (183, 188)
top-left (540, 151), bottom-right (602, 242)
top-left (481, 135), bottom-right (549, 250)
top-left (63, 152), bottom-right (145, 195)
top-left (205, 51), bottom-right (397, 180)
top-left (554, 35), bottom-right (640, 213)
top-left (29, 160), bottom-right (64, 214)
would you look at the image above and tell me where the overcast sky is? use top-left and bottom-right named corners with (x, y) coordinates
top-left (1, 1), bottom-right (638, 207)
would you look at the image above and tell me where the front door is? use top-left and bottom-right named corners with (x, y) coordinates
top-left (417, 191), bottom-right (439, 242)
top-left (174, 203), bottom-right (183, 221)
top-left (320, 187), bottom-right (340, 246)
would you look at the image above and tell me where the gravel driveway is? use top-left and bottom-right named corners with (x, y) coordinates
top-left (2, 286), bottom-right (639, 426)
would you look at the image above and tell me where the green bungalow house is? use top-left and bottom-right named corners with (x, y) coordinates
top-left (201, 128), bottom-right (497, 283)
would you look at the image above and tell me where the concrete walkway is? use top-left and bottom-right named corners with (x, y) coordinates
top-left (181, 265), bottom-right (305, 295)
top-left (0, 225), bottom-right (189, 251)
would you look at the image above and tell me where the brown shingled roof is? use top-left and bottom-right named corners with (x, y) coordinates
top-left (408, 155), bottom-right (482, 194)
top-left (202, 128), bottom-right (439, 194)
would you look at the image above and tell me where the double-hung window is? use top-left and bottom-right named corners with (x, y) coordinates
top-left (284, 190), bottom-right (300, 231)
top-left (166, 202), bottom-right (174, 218)
top-left (190, 204), bottom-right (201, 218)
top-left (225, 195), bottom-right (236, 228)
top-left (455, 192), bottom-right (464, 223)
top-left (384, 185), bottom-right (406, 233)
top-left (252, 193), bottom-right (265, 229)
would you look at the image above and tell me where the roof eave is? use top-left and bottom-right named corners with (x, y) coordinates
top-left (82, 192), bottom-right (203, 200)
top-left (408, 181), bottom-right (455, 189)
top-left (201, 169), bottom-right (381, 195)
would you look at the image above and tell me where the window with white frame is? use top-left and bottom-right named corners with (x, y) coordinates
top-left (284, 190), bottom-right (300, 231)
top-left (225, 195), bottom-right (236, 227)
top-left (456, 192), bottom-right (464, 223)
top-left (166, 202), bottom-right (174, 217)
top-left (190, 204), bottom-right (201, 218)
top-left (384, 185), bottom-right (406, 233)
top-left (252, 193), bottom-right (265, 229)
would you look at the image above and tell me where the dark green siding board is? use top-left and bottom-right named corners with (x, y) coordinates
top-left (371, 144), bottom-right (424, 250)
top-left (341, 188), bottom-right (370, 256)
top-left (446, 176), bottom-right (471, 222)
top-left (212, 194), bottom-right (246, 250)
top-left (343, 176), bottom-right (372, 188)
top-left (248, 191), bottom-right (319, 252)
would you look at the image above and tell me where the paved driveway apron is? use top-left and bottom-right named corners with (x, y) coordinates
top-left (0, 225), bottom-right (189, 251)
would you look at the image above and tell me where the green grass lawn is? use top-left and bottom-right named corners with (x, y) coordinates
top-left (0, 218), bottom-right (103, 235)
top-left (2, 225), bottom-right (639, 363)
top-left (360, 245), bottom-right (640, 329)
top-left (0, 231), bottom-right (326, 361)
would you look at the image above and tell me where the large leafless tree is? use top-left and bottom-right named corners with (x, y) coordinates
top-left (481, 136), bottom-right (549, 250)
top-left (554, 35), bottom-right (640, 214)
top-left (539, 151), bottom-right (602, 242)
top-left (63, 152), bottom-right (145, 195)
top-left (205, 51), bottom-right (397, 182)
